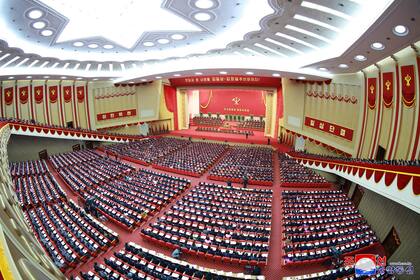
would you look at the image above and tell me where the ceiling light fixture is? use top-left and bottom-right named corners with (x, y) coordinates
top-left (61, 76), bottom-right (67, 79)
top-left (338, 63), bottom-right (349, 68)
top-left (73, 41), bottom-right (84, 47)
top-left (28, 9), bottom-right (44, 19)
top-left (294, 14), bottom-right (340, 32)
top-left (155, 76), bottom-right (162, 79)
top-left (193, 12), bottom-right (212, 21)
top-left (195, 72), bottom-right (203, 75)
top-left (171, 34), bottom-right (185, 40)
top-left (32, 21), bottom-right (47, 30)
top-left (76, 77), bottom-right (83, 80)
top-left (173, 74), bottom-right (181, 77)
top-left (8, 76), bottom-right (14, 79)
top-left (141, 79), bottom-right (147, 82)
top-left (43, 75), bottom-right (50, 78)
top-left (301, 1), bottom-right (352, 20)
top-left (194, 0), bottom-right (215, 9)
top-left (318, 67), bottom-right (328, 71)
top-left (157, 38), bottom-right (170, 44)
top-left (92, 78), bottom-right (98, 81)
top-left (354, 55), bottom-right (367, 61)
top-left (88, 43), bottom-right (99, 49)
top-left (143, 41), bottom-right (154, 47)
top-left (103, 44), bottom-right (114, 49)
top-left (41, 29), bottom-right (54, 36)
top-left (393, 25), bottom-right (408, 36)
top-left (219, 71), bottom-right (227, 75)
top-left (371, 42), bottom-right (384, 50)
top-left (26, 76), bottom-right (32, 79)
top-left (297, 76), bottom-right (306, 80)
top-left (272, 73), bottom-right (280, 77)
top-left (245, 71), bottom-right (254, 75)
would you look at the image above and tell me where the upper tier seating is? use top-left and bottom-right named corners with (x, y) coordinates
top-left (237, 120), bottom-right (265, 130)
top-left (209, 146), bottom-right (273, 185)
top-left (152, 141), bottom-right (228, 176)
top-left (10, 159), bottom-right (118, 272)
top-left (1, 117), bottom-right (141, 138)
top-left (141, 182), bottom-right (272, 266)
top-left (104, 137), bottom-right (190, 165)
top-left (281, 190), bottom-right (379, 265)
top-left (79, 242), bottom-right (265, 280)
top-left (192, 116), bottom-right (223, 127)
top-left (278, 154), bottom-right (331, 187)
top-left (289, 151), bottom-right (420, 167)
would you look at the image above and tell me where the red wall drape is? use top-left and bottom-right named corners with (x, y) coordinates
top-left (164, 85), bottom-right (178, 130)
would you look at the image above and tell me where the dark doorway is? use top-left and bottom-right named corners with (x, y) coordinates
top-left (342, 180), bottom-right (352, 195)
top-left (39, 149), bottom-right (48, 160)
top-left (382, 226), bottom-right (401, 258)
top-left (85, 141), bottom-right (94, 149)
top-left (351, 185), bottom-right (364, 208)
top-left (72, 144), bottom-right (81, 151)
top-left (376, 145), bottom-right (386, 161)
top-left (66, 121), bottom-right (74, 128)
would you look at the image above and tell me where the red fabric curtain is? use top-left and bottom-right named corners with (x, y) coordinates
top-left (164, 85), bottom-right (178, 130)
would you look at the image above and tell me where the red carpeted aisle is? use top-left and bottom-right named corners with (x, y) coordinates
top-left (45, 142), bottom-right (384, 279)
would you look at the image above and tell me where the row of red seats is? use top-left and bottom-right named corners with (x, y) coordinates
top-left (9, 158), bottom-right (48, 176)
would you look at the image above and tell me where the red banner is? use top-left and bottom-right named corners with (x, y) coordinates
top-left (382, 72), bottom-right (393, 108)
top-left (49, 86), bottom-right (58, 103)
top-left (34, 86), bottom-right (44, 104)
top-left (19, 86), bottom-right (29, 104)
top-left (304, 116), bottom-right (354, 141)
top-left (401, 65), bottom-right (415, 107)
top-left (367, 78), bottom-right (377, 110)
top-left (197, 88), bottom-right (266, 116)
top-left (4, 87), bottom-right (13, 105)
top-left (97, 109), bottom-right (136, 121)
top-left (170, 75), bottom-right (281, 87)
top-left (63, 86), bottom-right (72, 103)
top-left (76, 86), bottom-right (85, 102)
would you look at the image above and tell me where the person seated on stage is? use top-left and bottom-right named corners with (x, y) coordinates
top-left (171, 247), bottom-right (182, 259)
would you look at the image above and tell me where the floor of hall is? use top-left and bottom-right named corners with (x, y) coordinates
top-left (48, 143), bottom-right (384, 280)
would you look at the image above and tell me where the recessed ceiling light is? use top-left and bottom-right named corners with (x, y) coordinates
top-left (141, 79), bottom-right (147, 82)
top-left (155, 76), bottom-right (162, 79)
top-left (319, 67), bottom-right (328, 71)
top-left (194, 0), bottom-right (215, 9)
top-left (245, 71), bottom-right (254, 75)
top-left (298, 76), bottom-right (306, 79)
top-left (76, 77), bottom-right (83, 80)
top-left (195, 72), bottom-right (203, 75)
top-left (43, 76), bottom-right (50, 78)
top-left (393, 25), bottom-right (408, 36)
top-left (371, 42), bottom-right (384, 50)
top-left (28, 9), bottom-right (44, 19)
top-left (92, 78), bottom-right (98, 81)
top-left (32, 21), bottom-right (46, 29)
top-left (143, 41), bottom-right (154, 47)
top-left (194, 12), bottom-right (212, 21)
top-left (61, 76), bottom-right (67, 79)
top-left (219, 71), bottom-right (227, 74)
top-left (88, 43), bottom-right (99, 49)
top-left (272, 73), bottom-right (280, 77)
top-left (354, 55), bottom-right (367, 61)
top-left (129, 81), bottom-right (134, 84)
top-left (8, 76), bottom-right (14, 79)
top-left (173, 74), bottom-right (181, 77)
top-left (41, 29), bottom-right (53, 36)
top-left (157, 38), bottom-right (170, 44)
top-left (109, 78), bottom-right (114, 81)
top-left (171, 34), bottom-right (185, 40)
top-left (338, 63), bottom-right (349, 68)
top-left (26, 76), bottom-right (32, 79)
top-left (73, 41), bottom-right (84, 47)
top-left (103, 44), bottom-right (114, 49)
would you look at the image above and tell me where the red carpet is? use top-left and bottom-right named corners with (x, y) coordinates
top-left (44, 138), bottom-right (384, 280)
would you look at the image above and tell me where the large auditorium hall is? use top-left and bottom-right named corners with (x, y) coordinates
top-left (0, 0), bottom-right (419, 280)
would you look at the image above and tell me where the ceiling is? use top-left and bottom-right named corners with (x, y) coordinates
top-left (0, 0), bottom-right (418, 83)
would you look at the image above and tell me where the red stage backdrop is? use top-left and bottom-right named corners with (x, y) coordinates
top-left (197, 88), bottom-right (266, 116)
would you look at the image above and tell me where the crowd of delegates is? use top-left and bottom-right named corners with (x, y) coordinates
top-left (282, 190), bottom-right (379, 265)
top-left (153, 142), bottom-right (228, 176)
top-left (278, 154), bottom-right (330, 187)
top-left (141, 182), bottom-right (272, 265)
top-left (51, 149), bottom-right (190, 230)
top-left (104, 137), bottom-right (190, 164)
top-left (289, 151), bottom-right (420, 167)
top-left (192, 116), bottom-right (223, 127)
top-left (0, 117), bottom-right (139, 138)
top-left (237, 120), bottom-right (265, 130)
top-left (10, 159), bottom-right (118, 272)
top-left (209, 146), bottom-right (273, 185)
top-left (77, 242), bottom-right (264, 280)
top-left (196, 126), bottom-right (254, 136)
